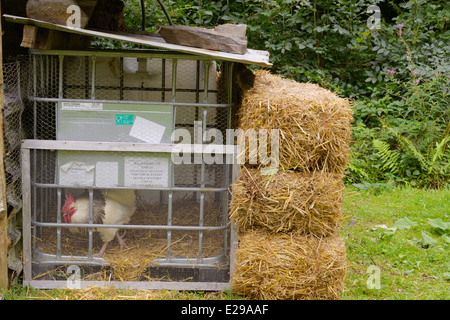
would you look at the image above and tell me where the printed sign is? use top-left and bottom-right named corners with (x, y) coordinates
top-left (61, 102), bottom-right (103, 110)
top-left (59, 161), bottom-right (95, 186)
top-left (124, 156), bottom-right (169, 187)
top-left (115, 114), bottom-right (134, 125)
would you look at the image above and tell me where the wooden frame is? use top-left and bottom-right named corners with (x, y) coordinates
top-left (0, 1), bottom-right (10, 289)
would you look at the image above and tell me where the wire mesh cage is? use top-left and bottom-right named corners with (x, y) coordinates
top-left (21, 49), bottom-right (239, 290)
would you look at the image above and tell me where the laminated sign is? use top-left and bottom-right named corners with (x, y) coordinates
top-left (124, 156), bottom-right (169, 188)
top-left (129, 116), bottom-right (167, 144)
top-left (57, 102), bottom-right (172, 143)
top-left (115, 114), bottom-right (134, 125)
top-left (59, 161), bottom-right (95, 186)
top-left (57, 151), bottom-right (171, 188)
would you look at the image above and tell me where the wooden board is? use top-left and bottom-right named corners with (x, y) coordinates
top-left (0, 1), bottom-right (10, 289)
top-left (3, 14), bottom-right (272, 68)
top-left (21, 25), bottom-right (92, 50)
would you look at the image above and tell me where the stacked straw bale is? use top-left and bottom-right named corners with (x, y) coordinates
top-left (230, 168), bottom-right (344, 237)
top-left (230, 70), bottom-right (352, 299)
top-left (232, 231), bottom-right (347, 300)
top-left (237, 70), bottom-right (353, 173)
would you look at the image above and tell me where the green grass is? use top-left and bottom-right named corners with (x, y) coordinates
top-left (340, 186), bottom-right (450, 299)
top-left (1, 186), bottom-right (449, 300)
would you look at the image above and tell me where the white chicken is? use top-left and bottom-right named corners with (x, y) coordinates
top-left (61, 189), bottom-right (137, 257)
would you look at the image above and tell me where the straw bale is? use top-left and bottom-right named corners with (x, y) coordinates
top-left (229, 168), bottom-right (344, 236)
top-left (231, 230), bottom-right (347, 300)
top-left (237, 70), bottom-right (353, 173)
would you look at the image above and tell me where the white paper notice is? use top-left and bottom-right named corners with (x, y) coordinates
top-left (60, 162), bottom-right (95, 186)
top-left (96, 162), bottom-right (119, 187)
top-left (129, 116), bottom-right (166, 144)
top-left (61, 102), bottom-right (103, 110)
top-left (124, 156), bottom-right (169, 187)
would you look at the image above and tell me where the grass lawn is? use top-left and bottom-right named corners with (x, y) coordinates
top-left (340, 186), bottom-right (450, 299)
top-left (1, 186), bottom-right (449, 300)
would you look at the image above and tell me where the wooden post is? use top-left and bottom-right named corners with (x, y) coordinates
top-left (0, 0), bottom-right (10, 289)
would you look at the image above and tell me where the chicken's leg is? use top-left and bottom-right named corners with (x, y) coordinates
top-left (115, 231), bottom-right (126, 250)
top-left (95, 241), bottom-right (109, 258)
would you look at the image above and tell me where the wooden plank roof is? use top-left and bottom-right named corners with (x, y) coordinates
top-left (4, 14), bottom-right (272, 68)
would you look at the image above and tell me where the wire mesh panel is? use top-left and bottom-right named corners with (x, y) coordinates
top-left (21, 49), bottom-right (238, 290)
top-left (30, 49), bottom-right (231, 141)
top-left (3, 57), bottom-right (32, 211)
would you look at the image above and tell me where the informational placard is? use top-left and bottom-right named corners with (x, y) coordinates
top-left (95, 161), bottom-right (119, 187)
top-left (115, 114), bottom-right (134, 125)
top-left (129, 116), bottom-right (167, 144)
top-left (58, 102), bottom-right (172, 143)
top-left (59, 161), bottom-right (95, 186)
top-left (124, 156), bottom-right (169, 187)
top-left (61, 102), bottom-right (103, 110)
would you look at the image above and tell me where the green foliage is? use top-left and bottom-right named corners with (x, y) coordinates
top-left (428, 218), bottom-right (450, 234)
top-left (393, 217), bottom-right (417, 230)
top-left (348, 60), bottom-right (449, 188)
top-left (387, 125), bottom-right (449, 176)
top-left (368, 216), bottom-right (450, 245)
top-left (115, 1), bottom-right (449, 98)
top-left (366, 122), bottom-right (448, 187)
top-left (345, 1), bottom-right (449, 188)
top-left (106, 0), bottom-right (450, 189)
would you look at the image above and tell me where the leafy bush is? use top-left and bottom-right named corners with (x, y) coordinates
top-left (116, 1), bottom-right (448, 98)
top-left (112, 0), bottom-right (450, 188)
top-left (347, 6), bottom-right (449, 188)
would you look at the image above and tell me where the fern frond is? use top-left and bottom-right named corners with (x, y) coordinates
top-left (348, 162), bottom-right (370, 180)
top-left (442, 162), bottom-right (450, 175)
top-left (389, 0), bottom-right (403, 15)
top-left (373, 139), bottom-right (400, 173)
top-left (384, 125), bottom-right (429, 172)
top-left (431, 135), bottom-right (450, 175)
top-left (431, 135), bottom-right (450, 166)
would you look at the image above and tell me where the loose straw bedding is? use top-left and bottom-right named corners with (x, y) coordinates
top-left (35, 199), bottom-right (226, 282)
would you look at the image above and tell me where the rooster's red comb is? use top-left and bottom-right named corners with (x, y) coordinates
top-left (65, 193), bottom-right (75, 203)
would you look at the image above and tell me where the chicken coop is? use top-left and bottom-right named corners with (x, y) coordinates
top-left (7, 15), bottom-right (272, 290)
